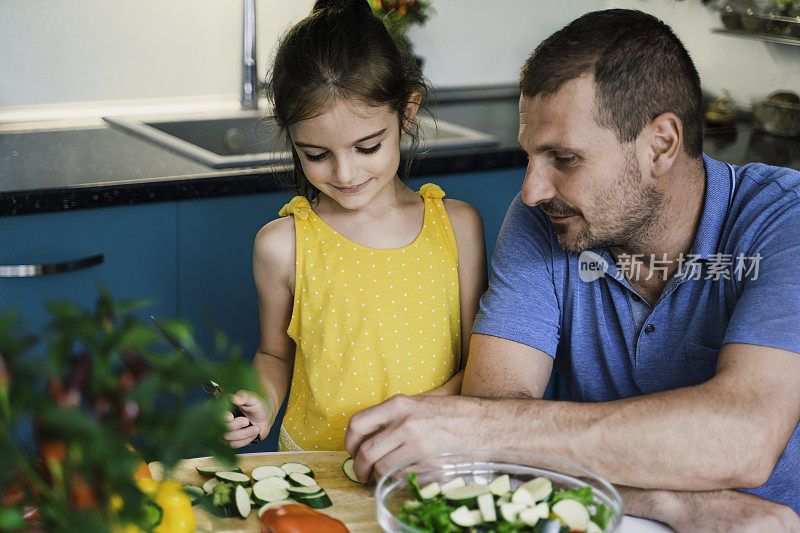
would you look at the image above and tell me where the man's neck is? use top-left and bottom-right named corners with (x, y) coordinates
top-left (610, 158), bottom-right (706, 306)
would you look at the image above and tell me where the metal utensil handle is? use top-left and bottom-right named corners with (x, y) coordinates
top-left (0, 253), bottom-right (104, 278)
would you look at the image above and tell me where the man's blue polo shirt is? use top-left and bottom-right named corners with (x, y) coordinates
top-left (473, 154), bottom-right (800, 512)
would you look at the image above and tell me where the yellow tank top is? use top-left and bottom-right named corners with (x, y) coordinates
top-left (277, 183), bottom-right (461, 451)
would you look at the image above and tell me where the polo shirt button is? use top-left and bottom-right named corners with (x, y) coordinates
top-left (644, 324), bottom-right (655, 334)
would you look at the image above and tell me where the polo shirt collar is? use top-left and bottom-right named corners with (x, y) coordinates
top-left (690, 154), bottom-right (735, 260)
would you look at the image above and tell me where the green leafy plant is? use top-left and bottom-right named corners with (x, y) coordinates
top-left (369, 0), bottom-right (434, 37)
top-left (0, 284), bottom-right (259, 532)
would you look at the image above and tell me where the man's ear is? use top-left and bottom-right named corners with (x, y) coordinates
top-left (402, 92), bottom-right (423, 134)
top-left (644, 112), bottom-right (682, 177)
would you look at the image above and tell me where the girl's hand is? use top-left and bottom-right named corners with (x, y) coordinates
top-left (223, 390), bottom-right (270, 448)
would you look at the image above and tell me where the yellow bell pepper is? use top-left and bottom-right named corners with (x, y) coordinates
top-left (114, 479), bottom-right (195, 533)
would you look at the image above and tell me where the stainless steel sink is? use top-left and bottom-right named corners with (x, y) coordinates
top-left (103, 111), bottom-right (497, 169)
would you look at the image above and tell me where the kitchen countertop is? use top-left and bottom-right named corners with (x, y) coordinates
top-left (2, 87), bottom-right (799, 217)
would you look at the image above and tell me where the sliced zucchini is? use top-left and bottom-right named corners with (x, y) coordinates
top-left (519, 502), bottom-right (549, 526)
top-left (202, 478), bottom-right (220, 494)
top-left (510, 485), bottom-right (536, 506)
top-left (196, 465), bottom-right (239, 476)
top-left (449, 506), bottom-right (483, 527)
top-left (496, 493), bottom-right (512, 506)
top-left (520, 476), bottom-right (553, 502)
top-left (302, 490), bottom-right (332, 509)
top-left (477, 492), bottom-right (496, 522)
top-left (253, 476), bottom-right (291, 490)
top-left (488, 474), bottom-right (511, 496)
top-left (215, 471), bottom-right (251, 486)
top-left (342, 457), bottom-right (359, 483)
top-left (439, 477), bottom-right (466, 493)
top-left (235, 484), bottom-right (251, 518)
top-left (287, 486), bottom-right (325, 497)
top-left (443, 483), bottom-right (490, 507)
top-left (532, 518), bottom-right (565, 533)
top-left (257, 499), bottom-right (297, 517)
top-left (182, 485), bottom-right (205, 504)
top-left (499, 502), bottom-right (526, 522)
top-left (281, 462), bottom-right (313, 477)
top-left (252, 480), bottom-right (290, 504)
top-left (587, 521), bottom-right (604, 533)
top-left (418, 481), bottom-right (441, 500)
top-left (288, 472), bottom-right (318, 487)
top-left (251, 465), bottom-right (287, 481)
top-left (552, 498), bottom-right (590, 531)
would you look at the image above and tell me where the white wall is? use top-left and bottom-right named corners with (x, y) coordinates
top-left (1, 0), bottom-right (798, 109)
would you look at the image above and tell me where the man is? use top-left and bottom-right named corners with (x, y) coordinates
top-left (344, 9), bottom-right (800, 531)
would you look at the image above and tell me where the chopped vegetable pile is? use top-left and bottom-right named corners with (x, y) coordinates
top-left (186, 461), bottom-right (334, 519)
top-left (396, 472), bottom-right (614, 533)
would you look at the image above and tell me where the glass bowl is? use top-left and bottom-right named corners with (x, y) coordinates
top-left (375, 450), bottom-right (624, 533)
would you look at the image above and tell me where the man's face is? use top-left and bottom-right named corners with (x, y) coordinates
top-left (517, 75), bottom-right (662, 253)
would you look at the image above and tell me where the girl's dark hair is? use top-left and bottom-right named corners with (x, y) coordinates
top-left (268, 0), bottom-right (432, 197)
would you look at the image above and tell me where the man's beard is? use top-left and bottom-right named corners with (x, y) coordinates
top-left (544, 151), bottom-right (663, 253)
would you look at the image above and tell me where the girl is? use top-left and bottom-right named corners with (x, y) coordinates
top-left (223, 0), bottom-right (487, 452)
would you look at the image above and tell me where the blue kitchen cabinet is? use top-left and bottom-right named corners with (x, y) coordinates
top-left (0, 202), bottom-right (178, 335)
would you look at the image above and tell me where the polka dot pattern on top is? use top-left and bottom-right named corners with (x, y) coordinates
top-left (277, 183), bottom-right (461, 451)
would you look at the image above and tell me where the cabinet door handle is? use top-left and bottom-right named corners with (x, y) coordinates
top-left (0, 254), bottom-right (104, 278)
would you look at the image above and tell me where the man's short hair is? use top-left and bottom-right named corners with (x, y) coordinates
top-left (521, 9), bottom-right (703, 158)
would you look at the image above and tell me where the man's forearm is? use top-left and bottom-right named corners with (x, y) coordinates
top-left (465, 382), bottom-right (771, 491)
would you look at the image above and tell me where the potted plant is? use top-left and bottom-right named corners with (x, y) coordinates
top-left (369, 0), bottom-right (434, 67)
top-left (0, 285), bottom-right (259, 532)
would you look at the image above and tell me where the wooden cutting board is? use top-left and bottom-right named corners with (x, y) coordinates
top-left (149, 451), bottom-right (381, 533)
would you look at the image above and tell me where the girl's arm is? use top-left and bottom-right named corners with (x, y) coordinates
top-left (424, 199), bottom-right (488, 396)
top-left (224, 216), bottom-right (297, 447)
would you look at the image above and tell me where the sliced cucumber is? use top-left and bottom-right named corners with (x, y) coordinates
top-left (499, 502), bottom-right (526, 522)
top-left (510, 485), bottom-right (536, 506)
top-left (235, 484), bottom-right (251, 518)
top-left (552, 498), bottom-right (590, 531)
top-left (439, 477), bottom-right (466, 493)
top-left (443, 483), bottom-right (490, 507)
top-left (251, 465), bottom-right (287, 481)
top-left (252, 480), bottom-right (290, 504)
top-left (287, 486), bottom-right (324, 497)
top-left (302, 490), bottom-right (332, 509)
top-left (488, 474), bottom-right (511, 496)
top-left (288, 472), bottom-right (318, 487)
top-left (477, 492), bottom-right (496, 522)
top-left (496, 493), bottom-right (512, 506)
top-left (182, 485), bottom-right (204, 504)
top-left (196, 465), bottom-right (239, 476)
top-left (342, 457), bottom-right (359, 483)
top-left (281, 462), bottom-right (313, 477)
top-left (450, 506), bottom-right (483, 527)
top-left (215, 471), bottom-right (251, 486)
top-left (520, 476), bottom-right (553, 502)
top-left (519, 502), bottom-right (549, 526)
top-left (257, 499), bottom-right (297, 517)
top-left (531, 518), bottom-right (564, 533)
top-left (202, 478), bottom-right (220, 494)
top-left (419, 481), bottom-right (441, 500)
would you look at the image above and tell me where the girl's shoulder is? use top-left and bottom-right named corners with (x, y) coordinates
top-left (442, 198), bottom-right (483, 233)
top-left (253, 216), bottom-right (296, 273)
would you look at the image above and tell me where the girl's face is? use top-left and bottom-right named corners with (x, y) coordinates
top-left (288, 98), bottom-right (412, 210)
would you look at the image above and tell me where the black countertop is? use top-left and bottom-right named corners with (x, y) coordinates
top-left (2, 90), bottom-right (799, 217)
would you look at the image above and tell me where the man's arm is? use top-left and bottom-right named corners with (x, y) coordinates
top-left (619, 486), bottom-right (800, 533)
top-left (345, 340), bottom-right (800, 490)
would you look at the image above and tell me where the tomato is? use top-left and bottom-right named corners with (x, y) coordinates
top-left (259, 503), bottom-right (349, 533)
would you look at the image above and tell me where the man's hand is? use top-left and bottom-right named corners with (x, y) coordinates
top-left (222, 390), bottom-right (271, 448)
top-left (344, 394), bottom-right (488, 483)
top-left (619, 486), bottom-right (800, 533)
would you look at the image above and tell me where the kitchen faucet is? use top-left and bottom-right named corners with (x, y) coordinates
top-left (241, 0), bottom-right (262, 110)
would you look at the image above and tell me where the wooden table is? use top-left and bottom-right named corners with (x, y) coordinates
top-left (150, 451), bottom-right (673, 533)
top-left (149, 451), bottom-right (380, 533)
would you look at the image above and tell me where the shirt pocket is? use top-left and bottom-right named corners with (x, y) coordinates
top-left (681, 343), bottom-right (720, 385)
